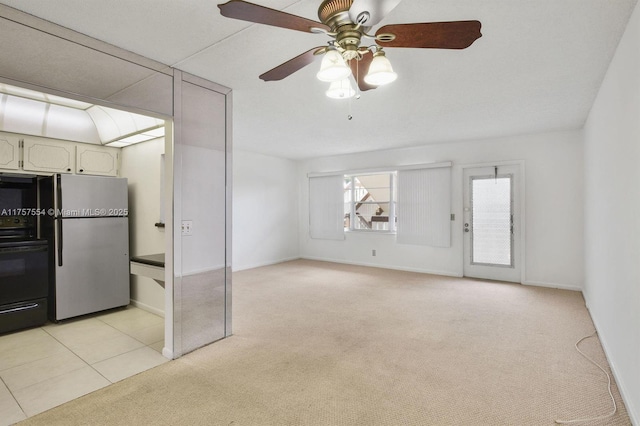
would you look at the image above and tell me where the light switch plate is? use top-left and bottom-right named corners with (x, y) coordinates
top-left (181, 220), bottom-right (193, 236)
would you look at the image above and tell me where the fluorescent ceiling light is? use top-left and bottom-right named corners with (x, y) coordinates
top-left (141, 127), bottom-right (165, 138)
top-left (104, 141), bottom-right (130, 148)
top-left (105, 126), bottom-right (165, 147)
top-left (0, 83), bottom-right (92, 109)
top-left (116, 134), bottom-right (155, 144)
top-left (0, 82), bottom-right (166, 147)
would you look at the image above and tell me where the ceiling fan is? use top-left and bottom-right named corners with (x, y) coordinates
top-left (218, 0), bottom-right (482, 98)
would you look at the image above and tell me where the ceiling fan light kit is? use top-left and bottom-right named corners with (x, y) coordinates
top-left (218, 0), bottom-right (482, 99)
top-left (363, 48), bottom-right (397, 86)
top-left (316, 48), bottom-right (352, 82)
top-left (326, 78), bottom-right (356, 99)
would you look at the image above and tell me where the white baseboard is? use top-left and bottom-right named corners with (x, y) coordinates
top-left (236, 258), bottom-right (583, 292)
top-left (522, 280), bottom-right (582, 292)
top-left (232, 256), bottom-right (301, 272)
top-left (130, 299), bottom-right (165, 318)
top-left (583, 293), bottom-right (639, 426)
top-left (300, 256), bottom-right (462, 277)
top-left (161, 347), bottom-right (174, 360)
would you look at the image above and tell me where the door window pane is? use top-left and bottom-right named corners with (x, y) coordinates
top-left (471, 176), bottom-right (512, 266)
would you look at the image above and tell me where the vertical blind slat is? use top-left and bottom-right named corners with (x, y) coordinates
top-left (396, 167), bottom-right (451, 247)
top-left (309, 175), bottom-right (345, 240)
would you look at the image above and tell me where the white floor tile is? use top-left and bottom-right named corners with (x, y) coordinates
top-left (92, 346), bottom-right (168, 383)
top-left (1, 349), bottom-right (88, 392)
top-left (148, 340), bottom-right (165, 354)
top-left (1, 306), bottom-right (166, 421)
top-left (0, 327), bottom-right (50, 350)
top-left (97, 308), bottom-right (163, 335)
top-left (65, 334), bottom-right (145, 365)
top-left (0, 329), bottom-right (69, 371)
top-left (0, 380), bottom-right (25, 426)
top-left (127, 323), bottom-right (164, 345)
top-left (43, 318), bottom-right (123, 346)
top-left (12, 366), bottom-right (110, 417)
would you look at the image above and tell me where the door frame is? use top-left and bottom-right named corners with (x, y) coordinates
top-left (460, 161), bottom-right (526, 283)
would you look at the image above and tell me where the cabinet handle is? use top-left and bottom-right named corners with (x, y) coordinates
top-left (79, 169), bottom-right (84, 173)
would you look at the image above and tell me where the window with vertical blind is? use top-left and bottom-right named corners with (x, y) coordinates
top-left (396, 166), bottom-right (451, 247)
top-left (309, 163), bottom-right (451, 246)
top-left (309, 175), bottom-right (345, 240)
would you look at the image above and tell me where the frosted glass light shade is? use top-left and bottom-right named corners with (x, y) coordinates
top-left (317, 49), bottom-right (351, 82)
top-left (364, 51), bottom-right (398, 86)
top-left (326, 79), bottom-right (356, 99)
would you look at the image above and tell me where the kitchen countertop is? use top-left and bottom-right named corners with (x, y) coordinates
top-left (130, 253), bottom-right (164, 268)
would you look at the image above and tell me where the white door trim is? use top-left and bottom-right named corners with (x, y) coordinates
top-left (460, 161), bottom-right (526, 283)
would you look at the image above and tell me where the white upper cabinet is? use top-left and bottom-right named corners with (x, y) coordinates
top-left (0, 134), bottom-right (121, 176)
top-left (76, 145), bottom-right (119, 177)
top-left (0, 133), bottom-right (20, 170)
top-left (23, 137), bottom-right (75, 174)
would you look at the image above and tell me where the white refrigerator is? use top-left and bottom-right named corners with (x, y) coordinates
top-left (46, 174), bottom-right (130, 321)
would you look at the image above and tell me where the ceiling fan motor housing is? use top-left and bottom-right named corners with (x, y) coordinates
top-left (318, 0), bottom-right (369, 59)
top-left (318, 0), bottom-right (353, 25)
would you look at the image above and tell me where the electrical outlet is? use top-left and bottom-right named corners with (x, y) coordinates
top-left (372, 249), bottom-right (376, 256)
top-left (181, 220), bottom-right (193, 236)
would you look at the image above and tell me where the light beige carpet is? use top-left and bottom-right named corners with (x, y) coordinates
top-left (20, 260), bottom-right (631, 425)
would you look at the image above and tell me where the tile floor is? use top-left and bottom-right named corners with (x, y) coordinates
top-left (0, 306), bottom-right (168, 425)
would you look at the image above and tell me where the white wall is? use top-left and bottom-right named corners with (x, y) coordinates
top-left (121, 138), bottom-right (165, 316)
top-left (583, 2), bottom-right (640, 423)
top-left (232, 150), bottom-right (299, 271)
top-left (299, 130), bottom-right (584, 290)
top-left (179, 145), bottom-right (226, 274)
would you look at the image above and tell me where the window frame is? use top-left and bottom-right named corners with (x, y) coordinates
top-left (344, 171), bottom-right (397, 234)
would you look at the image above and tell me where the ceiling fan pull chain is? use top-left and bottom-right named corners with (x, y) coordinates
top-left (356, 59), bottom-right (362, 99)
top-left (347, 59), bottom-right (354, 120)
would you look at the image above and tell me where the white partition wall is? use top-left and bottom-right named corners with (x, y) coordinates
top-left (0, 7), bottom-right (233, 360)
top-left (171, 71), bottom-right (232, 357)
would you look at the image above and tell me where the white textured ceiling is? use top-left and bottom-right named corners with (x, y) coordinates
top-left (0, 0), bottom-right (636, 159)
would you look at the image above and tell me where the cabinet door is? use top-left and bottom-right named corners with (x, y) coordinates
top-left (76, 145), bottom-right (119, 176)
top-left (0, 133), bottom-right (20, 170)
top-left (23, 138), bottom-right (74, 173)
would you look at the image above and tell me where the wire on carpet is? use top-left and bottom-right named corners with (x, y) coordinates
top-left (555, 331), bottom-right (617, 424)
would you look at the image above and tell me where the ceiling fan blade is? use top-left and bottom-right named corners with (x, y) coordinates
top-left (348, 0), bottom-right (402, 26)
top-left (260, 47), bottom-right (325, 82)
top-left (218, 0), bottom-right (330, 33)
top-left (376, 21), bottom-right (482, 49)
top-left (349, 53), bottom-right (376, 92)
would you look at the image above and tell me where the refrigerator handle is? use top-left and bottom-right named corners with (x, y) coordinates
top-left (55, 174), bottom-right (63, 267)
top-left (57, 219), bottom-right (63, 267)
top-left (55, 174), bottom-right (62, 212)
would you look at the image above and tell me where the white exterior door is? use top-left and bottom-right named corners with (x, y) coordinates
top-left (463, 165), bottom-right (522, 283)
